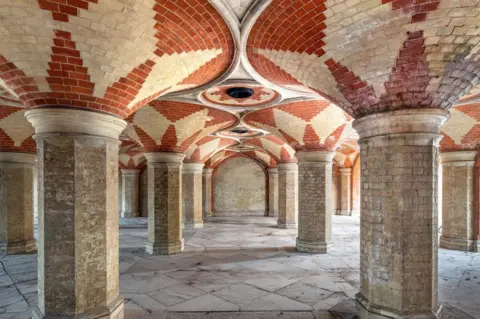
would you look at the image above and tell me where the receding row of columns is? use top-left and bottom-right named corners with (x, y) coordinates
top-left (0, 107), bottom-right (479, 319)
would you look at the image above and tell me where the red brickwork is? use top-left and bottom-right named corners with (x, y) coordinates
top-left (119, 140), bottom-right (146, 169)
top-left (0, 107), bottom-right (36, 153)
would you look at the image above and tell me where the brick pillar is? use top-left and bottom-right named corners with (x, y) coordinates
top-left (353, 109), bottom-right (448, 319)
top-left (183, 163), bottom-right (204, 229)
top-left (440, 151), bottom-right (479, 251)
top-left (0, 152), bottom-right (37, 255)
top-left (277, 162), bottom-right (298, 229)
top-left (120, 169), bottom-right (140, 218)
top-left (338, 167), bottom-right (352, 216)
top-left (267, 168), bottom-right (279, 217)
top-left (26, 108), bottom-right (125, 319)
top-left (202, 168), bottom-right (213, 218)
top-left (144, 152), bottom-right (185, 255)
top-left (296, 151), bottom-right (334, 253)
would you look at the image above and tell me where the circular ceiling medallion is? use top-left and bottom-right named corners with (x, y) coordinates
top-left (216, 126), bottom-right (265, 139)
top-left (201, 83), bottom-right (280, 108)
top-left (225, 143), bottom-right (257, 152)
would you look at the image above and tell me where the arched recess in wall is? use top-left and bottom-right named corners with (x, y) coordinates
top-left (351, 155), bottom-right (361, 215)
top-left (213, 155), bottom-right (267, 216)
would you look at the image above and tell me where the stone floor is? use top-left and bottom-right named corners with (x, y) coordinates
top-left (1, 216), bottom-right (480, 319)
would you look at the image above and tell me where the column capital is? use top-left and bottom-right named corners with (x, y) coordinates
top-left (277, 162), bottom-right (298, 171)
top-left (353, 108), bottom-right (449, 146)
top-left (145, 152), bottom-right (186, 164)
top-left (0, 152), bottom-right (36, 165)
top-left (296, 150), bottom-right (335, 163)
top-left (267, 167), bottom-right (278, 174)
top-left (339, 167), bottom-right (352, 175)
top-left (120, 168), bottom-right (141, 175)
top-left (203, 168), bottom-right (214, 175)
top-left (183, 162), bottom-right (204, 173)
top-left (441, 150), bottom-right (477, 166)
top-left (25, 108), bottom-right (126, 139)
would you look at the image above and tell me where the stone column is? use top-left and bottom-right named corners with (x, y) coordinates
top-left (296, 151), bottom-right (334, 253)
top-left (26, 108), bottom-right (126, 319)
top-left (120, 169), bottom-right (140, 218)
top-left (353, 109), bottom-right (448, 319)
top-left (277, 162), bottom-right (298, 228)
top-left (440, 151), bottom-right (479, 251)
top-left (0, 152), bottom-right (37, 254)
top-left (338, 167), bottom-right (352, 216)
top-left (144, 152), bottom-right (185, 255)
top-left (267, 168), bottom-right (279, 217)
top-left (183, 163), bottom-right (204, 229)
top-left (202, 168), bottom-right (213, 218)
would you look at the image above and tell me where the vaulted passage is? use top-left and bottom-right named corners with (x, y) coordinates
top-left (0, 0), bottom-right (480, 318)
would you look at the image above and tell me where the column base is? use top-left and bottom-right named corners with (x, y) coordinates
top-left (120, 211), bottom-right (139, 218)
top-left (355, 293), bottom-right (442, 319)
top-left (336, 209), bottom-right (352, 216)
top-left (183, 221), bottom-right (204, 229)
top-left (277, 219), bottom-right (296, 229)
top-left (32, 295), bottom-right (124, 319)
top-left (296, 238), bottom-right (330, 254)
top-left (145, 239), bottom-right (184, 255)
top-left (266, 211), bottom-right (277, 217)
top-left (440, 236), bottom-right (480, 252)
top-left (0, 240), bottom-right (37, 255)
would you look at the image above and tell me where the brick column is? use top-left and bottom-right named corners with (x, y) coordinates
top-left (26, 108), bottom-right (125, 319)
top-left (277, 162), bottom-right (298, 229)
top-left (120, 169), bottom-right (140, 218)
top-left (338, 167), bottom-right (352, 216)
top-left (353, 109), bottom-right (448, 319)
top-left (296, 151), bottom-right (334, 253)
top-left (0, 152), bottom-right (37, 254)
top-left (202, 168), bottom-right (213, 218)
top-left (267, 168), bottom-right (279, 217)
top-left (144, 152), bottom-right (185, 255)
top-left (440, 151), bottom-right (479, 251)
top-left (183, 163), bottom-right (204, 229)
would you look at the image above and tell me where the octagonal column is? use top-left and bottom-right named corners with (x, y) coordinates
top-left (338, 167), bottom-right (352, 216)
top-left (0, 152), bottom-right (37, 255)
top-left (183, 163), bottom-right (204, 229)
top-left (120, 168), bottom-right (140, 218)
top-left (145, 152), bottom-right (185, 255)
top-left (267, 168), bottom-right (279, 217)
top-left (26, 108), bottom-right (126, 319)
top-left (277, 162), bottom-right (298, 229)
top-left (353, 109), bottom-right (449, 319)
top-left (440, 151), bottom-right (479, 251)
top-left (296, 151), bottom-right (335, 253)
top-left (202, 168), bottom-right (213, 218)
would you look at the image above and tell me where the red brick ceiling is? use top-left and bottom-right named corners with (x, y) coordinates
top-left (0, 0), bottom-right (234, 118)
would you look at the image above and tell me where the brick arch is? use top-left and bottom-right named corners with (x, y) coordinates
top-left (247, 0), bottom-right (480, 118)
top-left (244, 100), bottom-right (352, 151)
top-left (127, 100), bottom-right (237, 152)
top-left (0, 107), bottom-right (36, 153)
top-left (184, 136), bottom-right (237, 163)
top-left (0, 0), bottom-right (234, 118)
top-left (119, 140), bottom-right (146, 170)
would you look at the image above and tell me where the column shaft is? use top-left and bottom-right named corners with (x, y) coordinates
top-left (202, 168), bottom-right (213, 218)
top-left (353, 109), bottom-right (448, 319)
top-left (145, 152), bottom-right (185, 255)
top-left (0, 153), bottom-right (36, 254)
top-left (440, 151), bottom-right (479, 251)
top-left (26, 108), bottom-right (125, 319)
top-left (183, 163), bottom-right (203, 229)
top-left (296, 151), bottom-right (334, 253)
top-left (120, 169), bottom-right (140, 218)
top-left (338, 167), bottom-right (352, 216)
top-left (267, 168), bottom-right (279, 217)
top-left (277, 162), bottom-right (298, 229)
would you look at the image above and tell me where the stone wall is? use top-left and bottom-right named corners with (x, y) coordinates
top-left (213, 157), bottom-right (266, 215)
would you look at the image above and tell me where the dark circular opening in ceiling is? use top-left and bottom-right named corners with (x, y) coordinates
top-left (226, 87), bottom-right (254, 99)
top-left (231, 127), bottom-right (249, 134)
